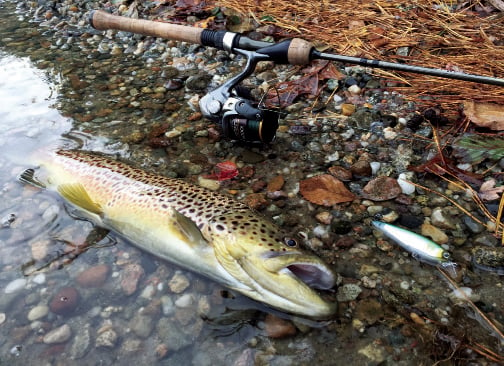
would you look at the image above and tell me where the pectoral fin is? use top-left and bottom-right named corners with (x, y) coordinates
top-left (18, 168), bottom-right (46, 189)
top-left (58, 183), bottom-right (103, 215)
top-left (169, 208), bottom-right (208, 248)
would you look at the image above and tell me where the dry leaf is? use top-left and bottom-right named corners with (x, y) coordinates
top-left (299, 174), bottom-right (355, 206)
top-left (463, 101), bottom-right (504, 131)
top-left (479, 178), bottom-right (504, 201)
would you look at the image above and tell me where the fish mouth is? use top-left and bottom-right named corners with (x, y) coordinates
top-left (263, 252), bottom-right (336, 290)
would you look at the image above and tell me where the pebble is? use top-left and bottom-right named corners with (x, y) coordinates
top-left (197, 176), bottom-right (221, 191)
top-left (431, 207), bottom-right (457, 230)
top-left (448, 287), bottom-right (480, 305)
top-left (175, 293), bottom-right (194, 308)
top-left (397, 172), bottom-right (416, 195)
top-left (120, 263), bottom-right (145, 296)
top-left (70, 325), bottom-right (91, 359)
top-left (264, 314), bottom-right (297, 338)
top-left (341, 103), bottom-right (356, 116)
top-left (4, 278), bottom-right (27, 294)
top-left (43, 324), bottom-right (72, 344)
top-left (421, 222), bottom-right (449, 244)
top-left (130, 313), bottom-right (154, 338)
top-left (336, 283), bottom-right (362, 302)
top-left (168, 272), bottom-right (190, 293)
top-left (76, 264), bottom-right (110, 288)
top-left (32, 273), bottom-right (46, 285)
top-left (347, 84), bottom-right (361, 95)
top-left (49, 287), bottom-right (80, 315)
top-left (27, 305), bottom-right (49, 321)
top-left (161, 295), bottom-right (175, 316)
top-left (0, 312), bottom-right (5, 325)
top-left (362, 176), bottom-right (402, 201)
top-left (95, 329), bottom-right (118, 348)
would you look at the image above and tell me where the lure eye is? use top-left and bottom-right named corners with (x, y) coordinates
top-left (284, 238), bottom-right (297, 247)
top-left (442, 251), bottom-right (451, 260)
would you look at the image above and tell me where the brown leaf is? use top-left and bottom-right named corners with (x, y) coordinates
top-left (299, 174), bottom-right (355, 206)
top-left (479, 178), bottom-right (504, 201)
top-left (464, 101), bottom-right (504, 131)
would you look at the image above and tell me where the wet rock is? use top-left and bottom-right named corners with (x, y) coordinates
top-left (31, 240), bottom-right (50, 261)
top-left (315, 211), bottom-right (333, 225)
top-left (4, 278), bottom-right (27, 294)
top-left (336, 283), bottom-right (362, 302)
top-left (120, 263), bottom-right (145, 296)
top-left (121, 338), bottom-right (142, 353)
top-left (175, 293), bottom-right (194, 308)
top-left (421, 222), bottom-right (448, 244)
top-left (95, 328), bottom-right (118, 348)
top-left (185, 74), bottom-right (212, 91)
top-left (155, 343), bottom-right (169, 360)
top-left (328, 165), bottom-right (352, 181)
top-left (341, 103), bottom-right (356, 116)
top-left (266, 175), bottom-right (285, 192)
top-left (264, 314), bottom-right (297, 338)
top-left (168, 272), bottom-right (190, 293)
top-left (43, 324), bottom-right (72, 344)
top-left (27, 305), bottom-right (49, 321)
top-left (49, 287), bottom-right (79, 316)
top-left (397, 172), bottom-right (416, 195)
top-left (355, 298), bottom-right (383, 325)
top-left (299, 174), bottom-right (355, 206)
top-left (70, 324), bottom-right (90, 359)
top-left (350, 159), bottom-right (372, 177)
top-left (462, 216), bottom-right (484, 234)
top-left (130, 313), bottom-right (154, 338)
top-left (156, 317), bottom-right (193, 351)
top-left (362, 176), bottom-right (402, 201)
top-left (244, 193), bottom-right (268, 210)
top-left (431, 207), bottom-right (457, 230)
top-left (76, 264), bottom-right (110, 288)
top-left (358, 342), bottom-right (386, 363)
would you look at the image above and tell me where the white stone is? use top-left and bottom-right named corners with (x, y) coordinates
top-left (140, 284), bottom-right (155, 300)
top-left (43, 324), bottom-right (72, 344)
top-left (347, 84), bottom-right (361, 95)
top-left (32, 273), bottom-right (46, 285)
top-left (28, 305), bottom-right (49, 321)
top-left (4, 278), bottom-right (27, 294)
top-left (0, 313), bottom-right (5, 325)
top-left (383, 127), bottom-right (398, 140)
top-left (397, 172), bottom-right (416, 195)
top-left (370, 162), bottom-right (381, 175)
top-left (197, 176), bottom-right (220, 191)
top-left (175, 293), bottom-right (194, 308)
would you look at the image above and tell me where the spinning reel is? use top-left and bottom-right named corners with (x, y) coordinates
top-left (89, 10), bottom-right (504, 144)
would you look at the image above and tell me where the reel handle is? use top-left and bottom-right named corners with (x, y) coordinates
top-left (89, 10), bottom-right (313, 65)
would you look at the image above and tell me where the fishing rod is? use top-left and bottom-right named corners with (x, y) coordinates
top-left (89, 10), bottom-right (504, 143)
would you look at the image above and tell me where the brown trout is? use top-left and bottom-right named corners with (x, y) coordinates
top-left (19, 150), bottom-right (336, 318)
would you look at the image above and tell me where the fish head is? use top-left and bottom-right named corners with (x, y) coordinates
top-left (206, 211), bottom-right (337, 318)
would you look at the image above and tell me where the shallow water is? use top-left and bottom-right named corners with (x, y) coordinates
top-left (0, 1), bottom-right (503, 365)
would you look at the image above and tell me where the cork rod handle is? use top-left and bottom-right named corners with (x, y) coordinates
top-left (89, 10), bottom-right (204, 45)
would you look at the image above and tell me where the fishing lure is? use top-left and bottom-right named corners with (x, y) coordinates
top-left (372, 220), bottom-right (457, 272)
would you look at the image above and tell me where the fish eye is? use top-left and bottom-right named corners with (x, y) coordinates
top-left (284, 237), bottom-right (297, 247)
